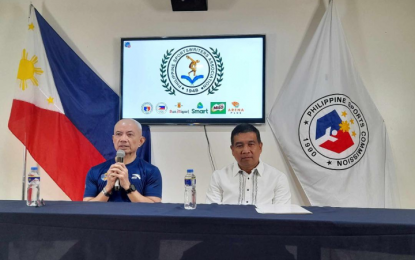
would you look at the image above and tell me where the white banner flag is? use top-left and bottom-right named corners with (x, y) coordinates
top-left (268, 0), bottom-right (400, 208)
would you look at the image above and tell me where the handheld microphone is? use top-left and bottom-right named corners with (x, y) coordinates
top-left (114, 150), bottom-right (125, 191)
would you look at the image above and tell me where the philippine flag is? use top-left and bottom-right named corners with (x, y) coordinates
top-left (8, 6), bottom-right (119, 201)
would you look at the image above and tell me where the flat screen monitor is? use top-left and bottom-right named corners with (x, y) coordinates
top-left (121, 35), bottom-right (265, 124)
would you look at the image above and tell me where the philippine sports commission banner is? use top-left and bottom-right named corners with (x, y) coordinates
top-left (268, 0), bottom-right (400, 208)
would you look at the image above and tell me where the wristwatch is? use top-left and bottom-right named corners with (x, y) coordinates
top-left (125, 184), bottom-right (136, 194)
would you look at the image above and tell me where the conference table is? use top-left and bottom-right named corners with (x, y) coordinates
top-left (0, 201), bottom-right (414, 260)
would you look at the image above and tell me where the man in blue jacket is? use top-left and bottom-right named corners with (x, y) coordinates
top-left (83, 119), bottom-right (162, 202)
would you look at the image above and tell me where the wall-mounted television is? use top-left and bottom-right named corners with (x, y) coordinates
top-left (121, 35), bottom-right (265, 124)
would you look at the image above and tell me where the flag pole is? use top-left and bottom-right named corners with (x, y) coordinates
top-left (21, 3), bottom-right (32, 201)
top-left (21, 146), bottom-right (27, 200)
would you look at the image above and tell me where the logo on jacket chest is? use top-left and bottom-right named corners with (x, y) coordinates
top-left (100, 173), bottom-right (108, 181)
top-left (132, 174), bottom-right (141, 180)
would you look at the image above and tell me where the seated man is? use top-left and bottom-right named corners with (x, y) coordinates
top-left (206, 123), bottom-right (291, 205)
top-left (83, 119), bottom-right (162, 202)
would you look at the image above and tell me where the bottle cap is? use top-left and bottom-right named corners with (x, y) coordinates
top-left (187, 169), bottom-right (193, 173)
top-left (31, 166), bottom-right (38, 171)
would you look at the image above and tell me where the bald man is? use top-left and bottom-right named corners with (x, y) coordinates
top-left (83, 119), bottom-right (162, 202)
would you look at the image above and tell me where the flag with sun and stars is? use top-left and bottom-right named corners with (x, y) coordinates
top-left (8, 5), bottom-right (119, 201)
top-left (268, 0), bottom-right (400, 208)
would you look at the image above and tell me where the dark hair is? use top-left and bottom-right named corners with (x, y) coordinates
top-left (231, 123), bottom-right (261, 145)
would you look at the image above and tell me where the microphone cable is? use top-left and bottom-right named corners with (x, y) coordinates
top-left (204, 125), bottom-right (216, 171)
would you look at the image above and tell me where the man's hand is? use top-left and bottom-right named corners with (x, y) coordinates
top-left (108, 163), bottom-right (130, 190)
top-left (104, 166), bottom-right (118, 193)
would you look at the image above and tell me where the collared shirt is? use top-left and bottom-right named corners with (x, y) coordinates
top-left (205, 161), bottom-right (291, 205)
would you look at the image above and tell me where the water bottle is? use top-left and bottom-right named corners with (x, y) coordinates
top-left (184, 169), bottom-right (196, 210)
top-left (27, 167), bottom-right (40, 206)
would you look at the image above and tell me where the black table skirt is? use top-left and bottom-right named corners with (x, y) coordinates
top-left (0, 200), bottom-right (414, 260)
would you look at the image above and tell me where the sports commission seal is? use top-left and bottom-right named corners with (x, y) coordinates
top-left (160, 46), bottom-right (224, 95)
top-left (298, 94), bottom-right (369, 170)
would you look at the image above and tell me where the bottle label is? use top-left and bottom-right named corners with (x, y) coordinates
top-left (28, 177), bottom-right (40, 183)
top-left (185, 179), bottom-right (192, 186)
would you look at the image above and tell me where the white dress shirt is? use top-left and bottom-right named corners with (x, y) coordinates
top-left (205, 160), bottom-right (291, 205)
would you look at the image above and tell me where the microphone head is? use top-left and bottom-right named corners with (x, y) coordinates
top-left (116, 150), bottom-right (125, 158)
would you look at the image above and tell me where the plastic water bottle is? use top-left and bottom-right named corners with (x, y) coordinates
top-left (27, 167), bottom-right (40, 206)
top-left (184, 169), bottom-right (196, 210)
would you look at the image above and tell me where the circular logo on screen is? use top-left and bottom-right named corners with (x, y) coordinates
top-left (298, 94), bottom-right (369, 170)
top-left (141, 102), bottom-right (153, 114)
top-left (156, 102), bottom-right (168, 114)
top-left (159, 46), bottom-right (224, 95)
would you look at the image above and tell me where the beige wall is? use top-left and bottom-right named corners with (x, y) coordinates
top-left (1, 0), bottom-right (414, 208)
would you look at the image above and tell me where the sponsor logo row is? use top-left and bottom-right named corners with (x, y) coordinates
top-left (141, 102), bottom-right (245, 115)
